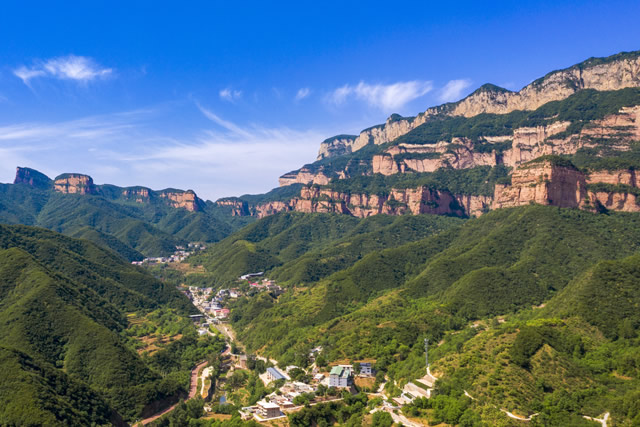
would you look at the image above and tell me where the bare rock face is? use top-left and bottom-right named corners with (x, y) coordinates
top-left (308, 51), bottom-right (640, 163)
top-left (493, 162), bottom-right (587, 209)
top-left (121, 187), bottom-right (151, 203)
top-left (279, 168), bottom-right (330, 186)
top-left (215, 199), bottom-right (250, 216)
top-left (436, 53), bottom-right (640, 117)
top-left (158, 190), bottom-right (202, 212)
top-left (54, 174), bottom-right (97, 195)
top-left (13, 167), bottom-right (52, 189)
top-left (316, 135), bottom-right (358, 160)
top-left (589, 191), bottom-right (640, 212)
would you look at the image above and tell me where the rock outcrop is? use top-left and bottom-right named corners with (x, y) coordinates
top-left (317, 135), bottom-right (358, 160)
top-left (215, 199), bottom-right (250, 216)
top-left (492, 162), bottom-right (587, 209)
top-left (297, 50), bottom-right (640, 167)
top-left (443, 52), bottom-right (640, 118)
top-left (158, 190), bottom-right (203, 212)
top-left (121, 187), bottom-right (151, 203)
top-left (54, 174), bottom-right (98, 195)
top-left (279, 167), bottom-right (331, 186)
top-left (13, 167), bottom-right (52, 189)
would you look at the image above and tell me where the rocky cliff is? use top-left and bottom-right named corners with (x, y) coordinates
top-left (53, 173), bottom-right (98, 195)
top-left (13, 167), bottom-right (52, 189)
top-left (316, 135), bottom-right (358, 160)
top-left (157, 190), bottom-right (203, 212)
top-left (283, 102), bottom-right (640, 186)
top-left (294, 50), bottom-right (640, 169)
top-left (13, 168), bottom-right (206, 212)
top-left (493, 160), bottom-right (640, 213)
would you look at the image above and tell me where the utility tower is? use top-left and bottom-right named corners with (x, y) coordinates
top-left (424, 338), bottom-right (429, 371)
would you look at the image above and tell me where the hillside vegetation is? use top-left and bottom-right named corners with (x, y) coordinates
top-left (0, 177), bottom-right (254, 260)
top-left (0, 225), bottom-right (200, 424)
top-left (188, 206), bottom-right (640, 424)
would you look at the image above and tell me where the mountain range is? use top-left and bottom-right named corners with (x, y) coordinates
top-left (2, 49), bottom-right (640, 426)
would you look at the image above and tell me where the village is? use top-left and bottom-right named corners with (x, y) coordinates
top-left (181, 274), bottom-right (436, 426)
top-left (131, 242), bottom-right (207, 266)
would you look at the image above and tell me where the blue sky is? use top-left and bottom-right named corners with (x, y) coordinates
top-left (0, 0), bottom-right (639, 200)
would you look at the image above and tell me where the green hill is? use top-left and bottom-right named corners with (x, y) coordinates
top-left (180, 206), bottom-right (640, 424)
top-left (0, 225), bottom-right (198, 423)
top-left (0, 171), bottom-right (254, 260)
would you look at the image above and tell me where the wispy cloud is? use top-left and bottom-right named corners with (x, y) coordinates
top-left (439, 79), bottom-right (472, 102)
top-left (197, 103), bottom-right (253, 138)
top-left (219, 88), bottom-right (242, 102)
top-left (0, 105), bottom-right (326, 200)
top-left (295, 87), bottom-right (311, 101)
top-left (327, 80), bottom-right (433, 110)
top-left (13, 55), bottom-right (113, 85)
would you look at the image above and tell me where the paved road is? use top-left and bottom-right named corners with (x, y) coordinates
top-left (137, 360), bottom-right (208, 425)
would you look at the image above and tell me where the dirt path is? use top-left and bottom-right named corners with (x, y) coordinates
top-left (137, 360), bottom-right (208, 426)
top-left (584, 412), bottom-right (610, 427)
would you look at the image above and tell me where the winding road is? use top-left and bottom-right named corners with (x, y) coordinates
top-left (137, 360), bottom-right (208, 426)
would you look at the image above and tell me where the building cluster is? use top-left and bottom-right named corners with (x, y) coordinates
top-left (186, 287), bottom-right (234, 322)
top-left (247, 278), bottom-right (284, 295)
top-left (131, 242), bottom-right (206, 265)
top-left (238, 361), bottom-right (376, 420)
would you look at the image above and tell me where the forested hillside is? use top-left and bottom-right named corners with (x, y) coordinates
top-left (0, 225), bottom-right (206, 424)
top-left (0, 168), bottom-right (254, 260)
top-left (188, 206), bottom-right (640, 425)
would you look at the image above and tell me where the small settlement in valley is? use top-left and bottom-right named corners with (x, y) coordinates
top-left (178, 269), bottom-right (435, 423)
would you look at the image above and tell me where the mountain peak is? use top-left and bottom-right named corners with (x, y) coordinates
top-left (13, 167), bottom-right (52, 189)
top-left (53, 173), bottom-right (97, 195)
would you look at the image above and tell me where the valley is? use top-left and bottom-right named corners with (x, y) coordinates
top-left (2, 48), bottom-right (640, 426)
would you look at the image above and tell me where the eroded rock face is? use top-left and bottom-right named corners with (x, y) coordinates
top-left (589, 192), bottom-right (640, 212)
top-left (279, 168), bottom-right (330, 186)
top-left (121, 188), bottom-right (151, 203)
top-left (317, 135), bottom-right (357, 160)
top-left (14, 167), bottom-right (52, 189)
top-left (158, 190), bottom-right (202, 212)
top-left (306, 52), bottom-right (640, 163)
top-left (493, 162), bottom-right (587, 209)
top-left (436, 54), bottom-right (640, 117)
top-left (215, 199), bottom-right (250, 216)
top-left (54, 174), bottom-right (97, 195)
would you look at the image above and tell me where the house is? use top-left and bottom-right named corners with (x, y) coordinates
top-left (329, 366), bottom-right (353, 388)
top-left (266, 367), bottom-right (287, 382)
top-left (359, 362), bottom-right (373, 376)
top-left (256, 400), bottom-right (281, 419)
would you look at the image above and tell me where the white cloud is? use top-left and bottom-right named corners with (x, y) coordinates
top-left (328, 80), bottom-right (433, 110)
top-left (219, 88), bottom-right (242, 102)
top-left (13, 55), bottom-right (112, 85)
top-left (439, 79), bottom-right (472, 102)
top-left (295, 87), bottom-right (311, 101)
top-left (0, 106), bottom-right (326, 200)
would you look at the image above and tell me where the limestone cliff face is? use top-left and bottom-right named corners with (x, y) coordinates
top-left (121, 187), bottom-right (151, 203)
top-left (372, 139), bottom-right (503, 175)
top-left (443, 53), bottom-right (640, 118)
top-left (317, 135), bottom-right (358, 160)
top-left (589, 191), bottom-right (640, 212)
top-left (215, 199), bottom-right (250, 216)
top-left (54, 174), bottom-right (97, 195)
top-left (279, 167), bottom-right (331, 186)
top-left (158, 190), bottom-right (202, 212)
top-left (301, 51), bottom-right (640, 166)
top-left (492, 162), bottom-right (587, 209)
top-left (242, 186), bottom-right (480, 218)
top-left (14, 167), bottom-right (52, 189)
top-left (492, 162), bottom-right (640, 213)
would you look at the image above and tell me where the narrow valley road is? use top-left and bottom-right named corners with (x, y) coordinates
top-left (136, 360), bottom-right (208, 426)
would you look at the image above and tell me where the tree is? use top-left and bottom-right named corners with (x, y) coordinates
top-left (372, 411), bottom-right (393, 427)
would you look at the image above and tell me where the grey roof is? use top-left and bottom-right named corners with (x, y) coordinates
top-left (267, 367), bottom-right (286, 380)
